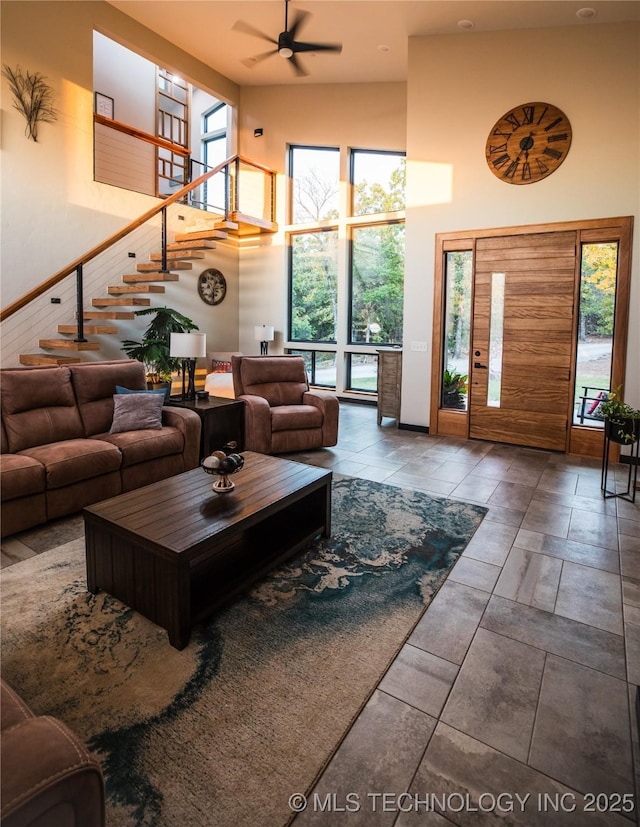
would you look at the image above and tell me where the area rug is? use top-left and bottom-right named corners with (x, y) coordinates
top-left (1, 476), bottom-right (486, 827)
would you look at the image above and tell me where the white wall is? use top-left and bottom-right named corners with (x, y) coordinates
top-left (403, 23), bottom-right (640, 423)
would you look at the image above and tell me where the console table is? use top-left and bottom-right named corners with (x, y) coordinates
top-left (167, 396), bottom-right (244, 458)
top-left (377, 348), bottom-right (402, 426)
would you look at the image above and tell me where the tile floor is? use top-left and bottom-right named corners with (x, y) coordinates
top-left (2, 401), bottom-right (639, 826)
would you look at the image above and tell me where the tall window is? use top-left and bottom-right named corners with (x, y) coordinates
top-left (288, 145), bottom-right (405, 395)
top-left (290, 230), bottom-right (338, 343)
top-left (201, 102), bottom-right (228, 212)
top-left (350, 223), bottom-right (404, 345)
top-left (574, 242), bottom-right (618, 426)
top-left (442, 251), bottom-right (472, 410)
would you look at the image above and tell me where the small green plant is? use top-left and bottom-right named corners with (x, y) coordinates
top-left (121, 307), bottom-right (198, 384)
top-left (600, 386), bottom-right (640, 444)
top-left (442, 369), bottom-right (468, 409)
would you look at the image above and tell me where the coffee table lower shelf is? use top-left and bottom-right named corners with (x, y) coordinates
top-left (84, 453), bottom-right (331, 649)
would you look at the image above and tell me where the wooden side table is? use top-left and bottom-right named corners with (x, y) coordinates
top-left (167, 396), bottom-right (244, 459)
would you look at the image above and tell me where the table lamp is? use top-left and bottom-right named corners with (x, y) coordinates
top-left (254, 325), bottom-right (275, 355)
top-left (170, 332), bottom-right (206, 400)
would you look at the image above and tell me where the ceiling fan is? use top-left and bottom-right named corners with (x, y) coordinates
top-left (233, 0), bottom-right (343, 77)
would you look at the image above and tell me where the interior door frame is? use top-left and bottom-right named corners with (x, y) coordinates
top-left (430, 216), bottom-right (634, 457)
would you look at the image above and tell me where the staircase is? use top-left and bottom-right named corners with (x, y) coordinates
top-left (19, 227), bottom-right (228, 366)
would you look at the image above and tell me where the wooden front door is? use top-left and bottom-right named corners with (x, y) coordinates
top-left (468, 231), bottom-right (576, 451)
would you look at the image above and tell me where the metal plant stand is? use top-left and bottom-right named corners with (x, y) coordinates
top-left (601, 419), bottom-right (639, 504)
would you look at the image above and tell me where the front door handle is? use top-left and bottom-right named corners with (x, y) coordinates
top-left (474, 362), bottom-right (487, 369)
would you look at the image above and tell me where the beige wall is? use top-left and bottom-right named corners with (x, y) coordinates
top-left (403, 23), bottom-right (640, 424)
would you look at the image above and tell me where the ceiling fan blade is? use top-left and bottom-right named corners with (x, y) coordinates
top-left (291, 41), bottom-right (342, 54)
top-left (240, 49), bottom-right (279, 69)
top-left (288, 53), bottom-right (309, 77)
top-left (232, 19), bottom-right (278, 46)
top-left (288, 9), bottom-right (310, 41)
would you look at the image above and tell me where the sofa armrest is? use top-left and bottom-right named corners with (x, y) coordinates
top-left (1, 716), bottom-right (105, 827)
top-left (162, 407), bottom-right (201, 470)
top-left (304, 391), bottom-right (339, 447)
top-left (238, 394), bottom-right (272, 454)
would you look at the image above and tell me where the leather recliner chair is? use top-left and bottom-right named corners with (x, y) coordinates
top-left (231, 355), bottom-right (339, 454)
top-left (1, 679), bottom-right (105, 827)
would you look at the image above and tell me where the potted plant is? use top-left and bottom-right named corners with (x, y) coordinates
top-left (599, 386), bottom-right (640, 445)
top-left (121, 307), bottom-right (199, 390)
top-left (442, 369), bottom-right (468, 409)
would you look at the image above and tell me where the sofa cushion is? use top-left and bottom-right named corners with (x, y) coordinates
top-left (271, 404), bottom-right (323, 432)
top-left (70, 360), bottom-right (146, 436)
top-left (20, 439), bottom-right (122, 489)
top-left (110, 393), bottom-right (164, 434)
top-left (0, 454), bottom-right (45, 501)
top-left (0, 367), bottom-right (84, 452)
top-left (93, 427), bottom-right (184, 468)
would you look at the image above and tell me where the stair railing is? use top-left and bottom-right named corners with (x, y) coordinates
top-left (1, 152), bottom-right (277, 329)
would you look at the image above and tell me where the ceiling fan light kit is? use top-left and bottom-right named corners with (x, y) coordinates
top-left (234, 0), bottom-right (342, 77)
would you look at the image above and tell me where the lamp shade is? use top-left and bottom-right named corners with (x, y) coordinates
top-left (254, 325), bottom-right (275, 342)
top-left (169, 332), bottom-right (206, 358)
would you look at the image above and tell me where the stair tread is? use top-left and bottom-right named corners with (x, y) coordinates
top-left (166, 240), bottom-right (217, 251)
top-left (82, 311), bottom-right (135, 320)
top-left (20, 354), bottom-right (82, 366)
top-left (150, 250), bottom-right (205, 261)
top-left (121, 273), bottom-right (179, 283)
top-left (108, 285), bottom-right (166, 294)
top-left (58, 324), bottom-right (118, 334)
top-left (137, 261), bottom-right (192, 272)
top-left (39, 339), bottom-right (100, 351)
top-left (174, 229), bottom-right (229, 242)
top-left (92, 298), bottom-right (151, 306)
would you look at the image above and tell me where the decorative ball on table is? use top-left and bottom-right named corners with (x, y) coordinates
top-left (201, 449), bottom-right (245, 493)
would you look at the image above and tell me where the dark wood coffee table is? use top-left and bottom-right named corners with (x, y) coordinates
top-left (83, 452), bottom-right (332, 649)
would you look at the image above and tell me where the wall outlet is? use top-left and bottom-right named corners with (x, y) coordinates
top-left (411, 341), bottom-right (428, 352)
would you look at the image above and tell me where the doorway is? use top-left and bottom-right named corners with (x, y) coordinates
top-left (430, 217), bottom-right (633, 457)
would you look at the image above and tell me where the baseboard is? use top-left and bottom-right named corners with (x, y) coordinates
top-left (399, 422), bottom-right (429, 434)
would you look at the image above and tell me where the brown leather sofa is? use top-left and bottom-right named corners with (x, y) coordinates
top-left (0, 678), bottom-right (105, 827)
top-left (232, 355), bottom-right (338, 454)
top-left (0, 360), bottom-right (201, 537)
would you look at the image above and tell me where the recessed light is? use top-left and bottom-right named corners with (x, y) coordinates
top-left (378, 44), bottom-right (391, 52)
top-left (458, 19), bottom-right (474, 30)
top-left (576, 7), bottom-right (597, 18)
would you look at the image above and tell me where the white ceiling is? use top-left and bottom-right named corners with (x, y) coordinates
top-left (107, 0), bottom-right (640, 86)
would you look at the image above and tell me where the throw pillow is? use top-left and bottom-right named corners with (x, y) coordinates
top-left (116, 384), bottom-right (170, 401)
top-left (211, 360), bottom-right (232, 374)
top-left (110, 393), bottom-right (164, 434)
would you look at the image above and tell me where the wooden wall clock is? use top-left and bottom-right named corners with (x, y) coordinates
top-left (485, 102), bottom-right (572, 185)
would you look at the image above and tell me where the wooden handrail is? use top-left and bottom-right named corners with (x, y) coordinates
top-left (94, 114), bottom-right (191, 157)
top-left (1, 154), bottom-right (276, 322)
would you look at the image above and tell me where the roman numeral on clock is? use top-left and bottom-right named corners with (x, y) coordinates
top-left (547, 133), bottom-right (568, 143)
top-left (489, 142), bottom-right (508, 155)
top-left (492, 153), bottom-right (511, 170)
top-left (543, 147), bottom-right (563, 160)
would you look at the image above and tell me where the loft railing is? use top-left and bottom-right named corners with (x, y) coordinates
top-left (1, 118), bottom-right (276, 329)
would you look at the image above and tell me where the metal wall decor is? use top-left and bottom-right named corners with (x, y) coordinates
top-left (2, 64), bottom-right (57, 142)
top-left (198, 269), bottom-right (227, 305)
